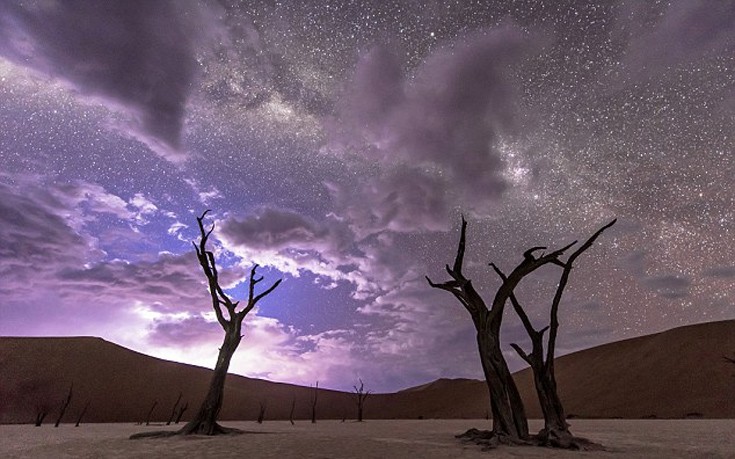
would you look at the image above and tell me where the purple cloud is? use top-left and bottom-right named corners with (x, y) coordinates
top-left (325, 168), bottom-right (451, 235)
top-left (620, 1), bottom-right (735, 79)
top-left (331, 26), bottom-right (538, 231)
top-left (0, 1), bottom-right (220, 162)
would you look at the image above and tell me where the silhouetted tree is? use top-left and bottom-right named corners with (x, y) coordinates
top-left (131, 210), bottom-right (282, 438)
top-left (352, 379), bottom-right (370, 422)
top-left (167, 393), bottom-right (183, 425)
top-left (491, 220), bottom-right (615, 449)
top-left (174, 401), bottom-right (188, 424)
top-left (257, 401), bottom-right (267, 424)
top-left (310, 381), bottom-right (319, 424)
top-left (145, 400), bottom-right (158, 426)
top-left (75, 401), bottom-right (91, 427)
top-left (54, 384), bottom-right (73, 427)
top-left (34, 403), bottom-right (50, 427)
top-left (427, 217), bottom-right (575, 443)
top-left (289, 397), bottom-right (296, 425)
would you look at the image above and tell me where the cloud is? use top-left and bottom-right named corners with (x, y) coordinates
top-left (620, 1), bottom-right (735, 78)
top-left (703, 265), bottom-right (735, 279)
top-left (220, 208), bottom-right (352, 253)
top-left (0, 0), bottom-right (221, 162)
top-left (0, 180), bottom-right (94, 289)
top-left (642, 274), bottom-right (692, 299)
top-left (325, 167), bottom-right (452, 235)
top-left (330, 26), bottom-right (538, 231)
top-left (217, 208), bottom-right (377, 293)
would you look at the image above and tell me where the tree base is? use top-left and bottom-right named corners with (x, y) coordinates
top-left (534, 427), bottom-right (605, 450)
top-left (456, 428), bottom-right (531, 450)
top-left (129, 422), bottom-right (244, 439)
top-left (456, 427), bottom-right (605, 451)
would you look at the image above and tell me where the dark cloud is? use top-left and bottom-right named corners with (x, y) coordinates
top-left (619, 250), bottom-right (691, 299)
top-left (0, 181), bottom-right (92, 289)
top-left (642, 274), bottom-right (692, 299)
top-left (703, 266), bottom-right (735, 279)
top-left (0, 0), bottom-right (219, 161)
top-left (219, 208), bottom-right (351, 253)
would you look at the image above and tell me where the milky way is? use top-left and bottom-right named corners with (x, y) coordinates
top-left (0, 0), bottom-right (733, 392)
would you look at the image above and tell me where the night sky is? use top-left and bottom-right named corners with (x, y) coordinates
top-left (0, 1), bottom-right (733, 392)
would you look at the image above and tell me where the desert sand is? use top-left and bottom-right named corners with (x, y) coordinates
top-left (2, 419), bottom-right (734, 459)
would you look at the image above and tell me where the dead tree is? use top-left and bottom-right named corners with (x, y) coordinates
top-left (145, 400), bottom-right (158, 426)
top-left (75, 401), bottom-right (91, 427)
top-left (174, 401), bottom-right (188, 424)
top-left (427, 217), bottom-right (575, 443)
top-left (310, 381), bottom-right (319, 423)
top-left (289, 397), bottom-right (296, 425)
top-left (131, 210), bottom-right (282, 438)
top-left (167, 393), bottom-right (183, 425)
top-left (54, 384), bottom-right (73, 427)
top-left (34, 403), bottom-right (50, 427)
top-left (352, 379), bottom-right (370, 422)
top-left (491, 220), bottom-right (615, 449)
top-left (256, 401), bottom-right (267, 424)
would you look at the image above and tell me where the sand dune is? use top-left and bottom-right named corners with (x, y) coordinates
top-left (1, 320), bottom-right (734, 424)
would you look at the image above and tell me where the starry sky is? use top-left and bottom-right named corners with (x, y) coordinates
top-left (0, 0), bottom-right (733, 393)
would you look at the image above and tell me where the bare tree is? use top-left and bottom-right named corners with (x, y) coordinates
top-left (145, 400), bottom-right (158, 426)
top-left (22, 379), bottom-right (52, 426)
top-left (352, 379), bottom-right (370, 422)
top-left (54, 384), bottom-right (73, 427)
top-left (75, 400), bottom-right (91, 427)
top-left (34, 403), bottom-right (50, 427)
top-left (256, 401), bottom-right (267, 424)
top-left (167, 393), bottom-right (183, 425)
top-left (427, 217), bottom-right (575, 443)
top-left (174, 401), bottom-right (188, 424)
top-left (310, 381), bottom-right (319, 424)
top-left (289, 397), bottom-right (296, 425)
top-left (491, 220), bottom-right (615, 449)
top-left (131, 210), bottom-right (282, 438)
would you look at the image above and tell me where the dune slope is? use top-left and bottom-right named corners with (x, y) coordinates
top-left (1, 320), bottom-right (733, 423)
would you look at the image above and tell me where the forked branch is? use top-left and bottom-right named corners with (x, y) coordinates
top-left (193, 211), bottom-right (282, 329)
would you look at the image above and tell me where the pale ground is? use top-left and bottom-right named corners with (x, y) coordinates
top-left (2, 419), bottom-right (734, 459)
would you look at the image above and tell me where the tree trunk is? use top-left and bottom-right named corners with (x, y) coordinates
top-left (167, 392), bottom-right (183, 425)
top-left (532, 365), bottom-right (572, 444)
top-left (55, 384), bottom-right (73, 427)
top-left (75, 401), bottom-right (90, 427)
top-left (174, 401), bottom-right (188, 424)
top-left (477, 329), bottom-right (528, 439)
top-left (34, 411), bottom-right (48, 427)
top-left (179, 330), bottom-right (241, 435)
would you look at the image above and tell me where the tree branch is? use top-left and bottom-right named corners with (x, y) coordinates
top-left (510, 343), bottom-right (532, 365)
top-left (546, 219), bottom-right (616, 370)
top-left (453, 216), bottom-right (467, 274)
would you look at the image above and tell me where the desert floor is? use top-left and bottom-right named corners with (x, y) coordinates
top-left (2, 419), bottom-right (734, 458)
